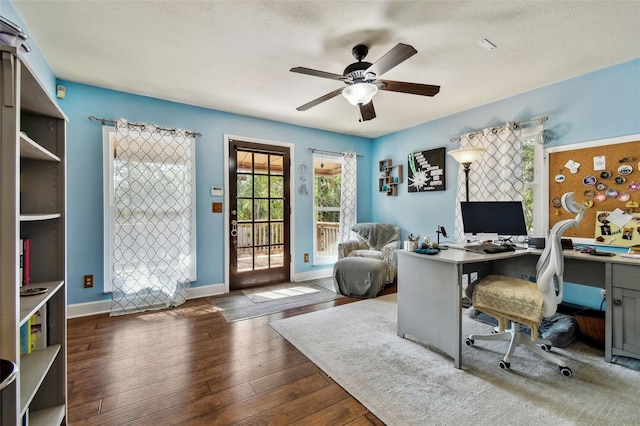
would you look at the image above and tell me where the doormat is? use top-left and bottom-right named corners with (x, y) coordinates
top-left (242, 282), bottom-right (321, 303)
top-left (210, 279), bottom-right (342, 322)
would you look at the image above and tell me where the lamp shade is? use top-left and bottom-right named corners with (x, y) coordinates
top-left (448, 147), bottom-right (486, 165)
top-left (342, 83), bottom-right (378, 106)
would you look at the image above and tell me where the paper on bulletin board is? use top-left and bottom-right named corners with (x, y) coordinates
top-left (594, 210), bottom-right (640, 247)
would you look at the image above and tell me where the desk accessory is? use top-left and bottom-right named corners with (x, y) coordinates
top-left (20, 287), bottom-right (47, 297)
top-left (415, 247), bottom-right (440, 255)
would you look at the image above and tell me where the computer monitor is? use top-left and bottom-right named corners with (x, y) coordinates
top-left (460, 201), bottom-right (528, 239)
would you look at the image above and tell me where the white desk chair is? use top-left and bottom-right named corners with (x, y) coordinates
top-left (465, 192), bottom-right (585, 376)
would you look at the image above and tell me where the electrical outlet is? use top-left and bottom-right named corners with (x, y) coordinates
top-left (470, 272), bottom-right (478, 283)
top-left (601, 289), bottom-right (606, 299)
top-left (84, 274), bottom-right (94, 288)
top-left (304, 253), bottom-right (309, 263)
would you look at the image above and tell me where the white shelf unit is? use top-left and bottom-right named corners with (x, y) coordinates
top-left (1, 44), bottom-right (67, 426)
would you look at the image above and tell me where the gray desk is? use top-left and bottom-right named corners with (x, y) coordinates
top-left (396, 248), bottom-right (640, 368)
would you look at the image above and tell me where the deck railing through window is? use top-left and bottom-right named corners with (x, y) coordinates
top-left (316, 221), bottom-right (339, 257)
top-left (236, 221), bottom-right (339, 263)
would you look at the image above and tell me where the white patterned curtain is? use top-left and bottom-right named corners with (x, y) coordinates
top-left (454, 123), bottom-right (524, 242)
top-left (338, 152), bottom-right (358, 242)
top-left (110, 118), bottom-right (195, 316)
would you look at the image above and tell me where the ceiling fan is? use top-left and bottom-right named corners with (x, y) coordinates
top-left (290, 43), bottom-right (440, 122)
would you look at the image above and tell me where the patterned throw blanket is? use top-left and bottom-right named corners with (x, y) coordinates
top-left (472, 274), bottom-right (544, 340)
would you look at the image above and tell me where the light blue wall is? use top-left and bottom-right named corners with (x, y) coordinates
top-left (6, 0), bottom-right (638, 309)
top-left (57, 82), bottom-right (373, 304)
top-left (371, 59), bottom-right (640, 309)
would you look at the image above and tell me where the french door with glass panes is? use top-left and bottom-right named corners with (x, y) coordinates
top-left (229, 139), bottom-right (290, 290)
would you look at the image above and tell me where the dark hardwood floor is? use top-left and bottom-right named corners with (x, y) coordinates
top-left (67, 284), bottom-right (396, 425)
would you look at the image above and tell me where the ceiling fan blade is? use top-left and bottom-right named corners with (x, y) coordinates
top-left (379, 80), bottom-right (440, 97)
top-left (359, 101), bottom-right (376, 121)
top-left (365, 43), bottom-right (417, 78)
top-left (290, 67), bottom-right (345, 81)
top-left (296, 88), bottom-right (344, 111)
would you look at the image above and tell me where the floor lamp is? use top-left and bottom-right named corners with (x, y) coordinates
top-left (448, 147), bottom-right (486, 202)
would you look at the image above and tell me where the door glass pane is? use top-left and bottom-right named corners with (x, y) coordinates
top-left (254, 222), bottom-right (269, 270)
top-left (237, 199), bottom-right (252, 221)
top-left (237, 223), bottom-right (252, 248)
top-left (271, 155), bottom-right (283, 175)
top-left (270, 222), bottom-right (283, 244)
top-left (237, 174), bottom-right (252, 197)
top-left (270, 200), bottom-right (283, 220)
top-left (254, 199), bottom-right (268, 221)
top-left (254, 222), bottom-right (268, 247)
top-left (271, 175), bottom-right (283, 198)
top-left (237, 151), bottom-right (253, 173)
top-left (270, 245), bottom-right (284, 267)
top-left (254, 175), bottom-right (269, 198)
top-left (237, 246), bottom-right (252, 272)
top-left (254, 153), bottom-right (269, 174)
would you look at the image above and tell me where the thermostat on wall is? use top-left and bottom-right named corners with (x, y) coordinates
top-left (210, 187), bottom-right (223, 197)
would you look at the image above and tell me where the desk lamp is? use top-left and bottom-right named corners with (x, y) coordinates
top-left (436, 225), bottom-right (447, 245)
top-left (448, 147), bottom-right (486, 202)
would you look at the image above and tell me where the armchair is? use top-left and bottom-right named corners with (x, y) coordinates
top-left (337, 223), bottom-right (401, 284)
top-left (464, 193), bottom-right (585, 376)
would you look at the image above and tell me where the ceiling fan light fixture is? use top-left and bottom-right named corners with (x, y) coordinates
top-left (342, 82), bottom-right (378, 106)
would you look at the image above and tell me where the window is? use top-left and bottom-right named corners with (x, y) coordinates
top-left (103, 126), bottom-right (196, 294)
top-left (521, 125), bottom-right (545, 235)
top-left (312, 154), bottom-right (342, 264)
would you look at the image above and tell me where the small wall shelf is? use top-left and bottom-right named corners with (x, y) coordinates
top-left (378, 159), bottom-right (403, 196)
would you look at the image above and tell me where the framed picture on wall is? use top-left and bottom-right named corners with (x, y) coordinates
top-left (407, 147), bottom-right (446, 192)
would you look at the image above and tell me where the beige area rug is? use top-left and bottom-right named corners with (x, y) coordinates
top-left (211, 279), bottom-right (342, 322)
top-left (269, 294), bottom-right (640, 426)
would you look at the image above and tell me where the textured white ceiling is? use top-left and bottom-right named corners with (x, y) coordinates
top-left (13, 0), bottom-right (640, 138)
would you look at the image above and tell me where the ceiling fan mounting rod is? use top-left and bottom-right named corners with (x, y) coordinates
top-left (352, 44), bottom-right (369, 61)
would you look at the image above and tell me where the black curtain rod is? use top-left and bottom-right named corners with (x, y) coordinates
top-left (88, 116), bottom-right (202, 138)
top-left (308, 147), bottom-right (364, 158)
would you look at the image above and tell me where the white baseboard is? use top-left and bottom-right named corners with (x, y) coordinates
top-left (67, 299), bottom-right (112, 319)
top-left (67, 282), bottom-right (226, 318)
top-left (292, 268), bottom-right (332, 282)
top-left (66, 271), bottom-right (332, 318)
top-left (188, 282), bottom-right (225, 299)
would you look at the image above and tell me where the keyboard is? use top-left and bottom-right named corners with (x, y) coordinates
top-left (463, 243), bottom-right (516, 254)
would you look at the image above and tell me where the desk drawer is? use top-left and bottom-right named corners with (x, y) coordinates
top-left (612, 264), bottom-right (640, 291)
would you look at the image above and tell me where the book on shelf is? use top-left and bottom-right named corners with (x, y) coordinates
top-left (19, 238), bottom-right (24, 287)
top-left (22, 238), bottom-right (30, 286)
top-left (19, 307), bottom-right (47, 355)
top-left (30, 305), bottom-right (47, 351)
top-left (20, 322), bottom-right (32, 355)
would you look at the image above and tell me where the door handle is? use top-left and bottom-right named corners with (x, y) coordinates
top-left (613, 299), bottom-right (622, 306)
top-left (230, 220), bottom-right (238, 237)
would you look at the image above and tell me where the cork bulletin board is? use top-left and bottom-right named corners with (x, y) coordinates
top-left (548, 138), bottom-right (640, 246)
